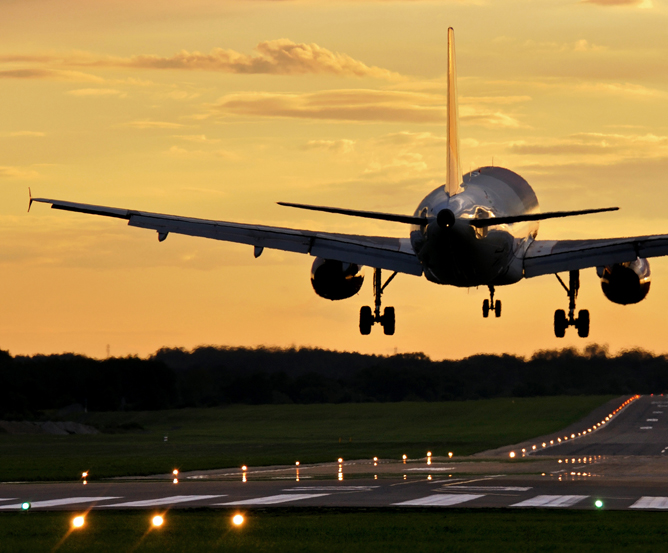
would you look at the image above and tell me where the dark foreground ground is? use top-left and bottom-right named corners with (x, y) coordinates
top-left (2, 509), bottom-right (668, 553)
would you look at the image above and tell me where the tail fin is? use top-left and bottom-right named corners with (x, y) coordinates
top-left (446, 27), bottom-right (462, 196)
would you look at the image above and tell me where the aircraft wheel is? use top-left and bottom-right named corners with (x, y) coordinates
top-left (360, 306), bottom-right (373, 335)
top-left (494, 300), bottom-right (502, 318)
top-left (382, 307), bottom-right (395, 336)
top-left (554, 309), bottom-right (567, 338)
top-left (577, 309), bottom-right (590, 338)
top-left (482, 299), bottom-right (490, 318)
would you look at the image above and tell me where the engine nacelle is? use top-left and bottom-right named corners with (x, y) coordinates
top-left (311, 258), bottom-right (364, 300)
top-left (598, 258), bottom-right (651, 305)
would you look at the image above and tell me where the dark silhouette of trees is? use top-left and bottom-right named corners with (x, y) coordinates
top-left (0, 344), bottom-right (667, 417)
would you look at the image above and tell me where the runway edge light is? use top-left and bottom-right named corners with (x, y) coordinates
top-left (595, 500), bottom-right (603, 509)
top-left (20, 502), bottom-right (30, 511)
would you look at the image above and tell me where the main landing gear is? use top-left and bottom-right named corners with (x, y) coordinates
top-left (554, 270), bottom-right (589, 338)
top-left (482, 285), bottom-right (501, 318)
top-left (360, 268), bottom-right (397, 336)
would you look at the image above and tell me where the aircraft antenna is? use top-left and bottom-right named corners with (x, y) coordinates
top-left (446, 27), bottom-right (462, 196)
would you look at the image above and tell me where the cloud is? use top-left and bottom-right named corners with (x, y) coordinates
top-left (67, 88), bottom-right (126, 97)
top-left (2, 39), bottom-right (402, 81)
top-left (0, 166), bottom-right (39, 179)
top-left (376, 131), bottom-right (447, 148)
top-left (166, 145), bottom-right (239, 160)
top-left (5, 131), bottom-right (45, 137)
top-left (582, 0), bottom-right (652, 6)
top-left (508, 132), bottom-right (668, 162)
top-left (0, 69), bottom-right (104, 82)
top-left (302, 139), bottom-right (355, 154)
top-left (121, 120), bottom-right (186, 129)
top-left (172, 134), bottom-right (220, 143)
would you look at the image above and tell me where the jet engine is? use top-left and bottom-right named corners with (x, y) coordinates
top-left (311, 258), bottom-right (364, 300)
top-left (598, 258), bottom-right (651, 305)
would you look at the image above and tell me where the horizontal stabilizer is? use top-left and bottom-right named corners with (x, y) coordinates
top-left (468, 207), bottom-right (619, 228)
top-left (278, 202), bottom-right (427, 226)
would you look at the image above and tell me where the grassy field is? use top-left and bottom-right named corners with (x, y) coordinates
top-left (0, 396), bottom-right (614, 481)
top-left (1, 508), bottom-right (667, 552)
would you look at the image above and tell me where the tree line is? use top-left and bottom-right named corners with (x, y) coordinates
top-left (0, 344), bottom-right (666, 418)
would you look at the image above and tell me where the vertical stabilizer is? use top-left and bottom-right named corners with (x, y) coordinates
top-left (446, 27), bottom-right (462, 196)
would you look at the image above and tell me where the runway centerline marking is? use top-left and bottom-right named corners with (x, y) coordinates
top-left (448, 486), bottom-right (532, 492)
top-left (392, 494), bottom-right (483, 507)
top-left (640, 426), bottom-right (653, 429)
top-left (0, 497), bottom-right (121, 510)
top-left (103, 495), bottom-right (224, 508)
top-left (511, 495), bottom-right (588, 508)
top-left (647, 419), bottom-right (659, 422)
top-left (630, 497), bottom-right (668, 509)
top-left (0, 498), bottom-right (18, 503)
top-left (283, 486), bottom-right (377, 492)
top-left (218, 494), bottom-right (330, 505)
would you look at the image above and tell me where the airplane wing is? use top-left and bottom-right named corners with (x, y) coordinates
top-left (524, 235), bottom-right (668, 278)
top-left (30, 198), bottom-right (423, 277)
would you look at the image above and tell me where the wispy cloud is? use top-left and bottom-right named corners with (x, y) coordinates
top-left (67, 88), bottom-right (126, 97)
top-left (0, 69), bottom-right (103, 82)
top-left (3, 131), bottom-right (45, 137)
top-left (172, 134), bottom-right (220, 143)
top-left (582, 0), bottom-right (652, 7)
top-left (1, 39), bottom-right (402, 81)
top-left (303, 139), bottom-right (356, 154)
top-left (120, 120), bottom-right (186, 129)
top-left (0, 166), bottom-right (39, 179)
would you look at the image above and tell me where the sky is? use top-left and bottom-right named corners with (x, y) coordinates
top-left (1, 0), bottom-right (668, 360)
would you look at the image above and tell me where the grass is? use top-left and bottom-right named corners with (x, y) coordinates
top-left (1, 508), bottom-right (667, 552)
top-left (0, 396), bottom-right (614, 481)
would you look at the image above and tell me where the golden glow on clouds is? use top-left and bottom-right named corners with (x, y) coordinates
top-left (1, 0), bottom-right (668, 359)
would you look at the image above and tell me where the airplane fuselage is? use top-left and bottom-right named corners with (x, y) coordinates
top-left (410, 166), bottom-right (540, 287)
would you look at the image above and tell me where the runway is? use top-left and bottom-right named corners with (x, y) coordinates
top-left (3, 395), bottom-right (668, 512)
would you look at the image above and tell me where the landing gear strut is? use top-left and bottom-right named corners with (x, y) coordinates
top-left (360, 268), bottom-right (397, 335)
top-left (482, 285), bottom-right (501, 318)
top-left (554, 270), bottom-right (589, 338)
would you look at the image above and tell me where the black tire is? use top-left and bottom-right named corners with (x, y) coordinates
top-left (554, 309), bottom-right (567, 338)
top-left (494, 300), bottom-right (502, 318)
top-left (577, 309), bottom-right (590, 338)
top-left (383, 307), bottom-right (395, 336)
top-left (360, 306), bottom-right (373, 335)
top-left (482, 299), bottom-right (490, 318)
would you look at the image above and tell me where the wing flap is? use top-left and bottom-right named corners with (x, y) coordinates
top-left (524, 235), bottom-right (668, 278)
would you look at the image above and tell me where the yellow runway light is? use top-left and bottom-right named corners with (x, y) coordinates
top-left (152, 515), bottom-right (164, 528)
top-left (72, 515), bottom-right (85, 529)
top-left (232, 514), bottom-right (244, 526)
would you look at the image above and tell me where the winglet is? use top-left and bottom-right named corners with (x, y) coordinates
top-left (28, 187), bottom-right (33, 213)
top-left (446, 27), bottom-right (462, 196)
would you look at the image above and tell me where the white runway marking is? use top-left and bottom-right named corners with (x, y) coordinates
top-left (218, 493), bottom-right (329, 505)
top-left (630, 497), bottom-right (668, 509)
top-left (449, 486), bottom-right (532, 492)
top-left (0, 497), bottom-right (120, 510)
top-left (103, 495), bottom-right (224, 508)
top-left (0, 498), bottom-right (17, 503)
top-left (640, 426), bottom-right (653, 430)
top-left (392, 494), bottom-right (483, 506)
top-left (653, 411), bottom-right (663, 414)
top-left (406, 468), bottom-right (455, 472)
top-left (647, 419), bottom-right (659, 422)
top-left (511, 495), bottom-right (588, 508)
top-left (284, 486), bottom-right (377, 492)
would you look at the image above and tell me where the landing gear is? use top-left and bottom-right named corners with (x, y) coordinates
top-left (554, 270), bottom-right (590, 338)
top-left (482, 286), bottom-right (501, 318)
top-left (359, 268), bottom-right (397, 335)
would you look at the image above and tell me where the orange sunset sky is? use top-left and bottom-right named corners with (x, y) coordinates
top-left (1, 0), bottom-right (667, 360)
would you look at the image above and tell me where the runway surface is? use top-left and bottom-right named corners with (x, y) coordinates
top-left (3, 395), bottom-right (668, 512)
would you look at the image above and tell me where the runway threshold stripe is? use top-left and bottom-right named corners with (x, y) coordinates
top-left (103, 495), bottom-right (224, 508)
top-left (511, 495), bottom-right (588, 508)
top-left (630, 497), bottom-right (668, 509)
top-left (218, 493), bottom-right (329, 505)
top-left (392, 494), bottom-right (483, 507)
top-left (0, 497), bottom-right (121, 510)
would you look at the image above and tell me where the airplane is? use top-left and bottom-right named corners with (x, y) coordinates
top-left (30, 28), bottom-right (665, 338)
